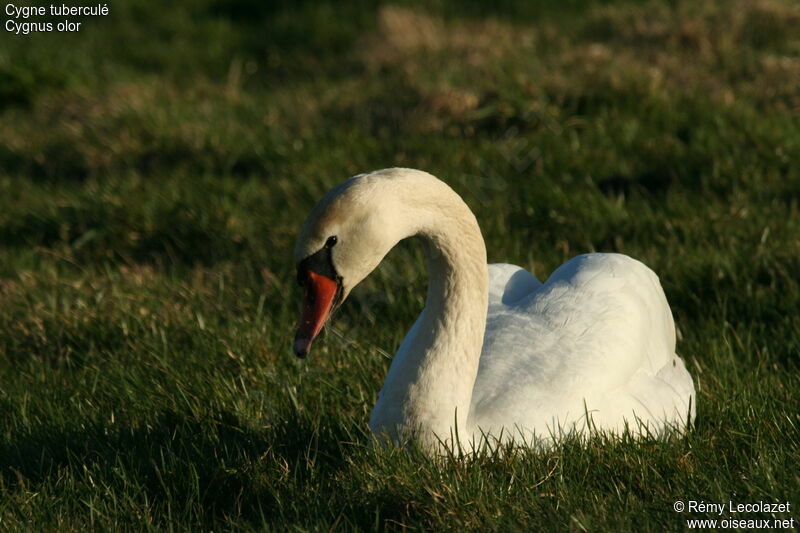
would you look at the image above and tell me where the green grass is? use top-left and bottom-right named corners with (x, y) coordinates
top-left (1, 0), bottom-right (799, 530)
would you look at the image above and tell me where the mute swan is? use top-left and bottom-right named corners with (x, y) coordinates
top-left (293, 168), bottom-right (695, 452)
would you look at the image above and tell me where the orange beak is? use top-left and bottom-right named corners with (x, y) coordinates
top-left (293, 270), bottom-right (340, 358)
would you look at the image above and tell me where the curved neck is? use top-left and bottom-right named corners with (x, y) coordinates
top-left (369, 174), bottom-right (488, 450)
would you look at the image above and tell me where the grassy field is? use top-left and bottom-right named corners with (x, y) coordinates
top-left (1, 0), bottom-right (799, 530)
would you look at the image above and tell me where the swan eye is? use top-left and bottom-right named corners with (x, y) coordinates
top-left (325, 236), bottom-right (338, 248)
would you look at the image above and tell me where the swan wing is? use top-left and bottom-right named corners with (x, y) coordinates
top-left (471, 254), bottom-right (695, 440)
top-left (487, 263), bottom-right (542, 311)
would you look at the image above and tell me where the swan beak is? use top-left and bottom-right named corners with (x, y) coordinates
top-left (294, 270), bottom-right (340, 358)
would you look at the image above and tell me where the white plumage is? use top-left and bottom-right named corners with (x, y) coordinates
top-left (473, 257), bottom-right (695, 444)
top-left (293, 168), bottom-right (696, 453)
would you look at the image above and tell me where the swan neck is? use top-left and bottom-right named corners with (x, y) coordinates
top-left (371, 174), bottom-right (488, 450)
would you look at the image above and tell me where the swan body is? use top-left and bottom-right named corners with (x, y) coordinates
top-left (293, 168), bottom-right (695, 452)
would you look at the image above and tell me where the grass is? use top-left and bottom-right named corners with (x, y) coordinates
top-left (1, 0), bottom-right (799, 530)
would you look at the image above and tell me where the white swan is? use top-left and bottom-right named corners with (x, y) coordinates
top-left (293, 168), bottom-right (695, 452)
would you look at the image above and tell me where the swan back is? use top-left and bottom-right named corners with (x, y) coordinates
top-left (471, 254), bottom-right (694, 442)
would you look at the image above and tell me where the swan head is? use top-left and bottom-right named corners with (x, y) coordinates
top-left (292, 170), bottom-right (411, 358)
